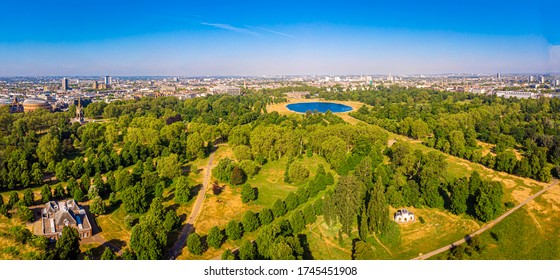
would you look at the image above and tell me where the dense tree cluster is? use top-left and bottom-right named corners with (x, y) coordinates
top-left (344, 87), bottom-right (557, 182)
top-left (129, 198), bottom-right (181, 259)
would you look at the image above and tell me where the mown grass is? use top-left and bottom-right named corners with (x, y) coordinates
top-left (467, 207), bottom-right (560, 259)
top-left (251, 155), bottom-right (329, 207)
top-left (95, 204), bottom-right (132, 246)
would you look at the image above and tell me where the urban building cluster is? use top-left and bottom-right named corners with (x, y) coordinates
top-left (1, 73), bottom-right (559, 115)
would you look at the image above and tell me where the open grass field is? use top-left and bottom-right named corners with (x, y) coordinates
top-left (304, 216), bottom-right (354, 260)
top-left (394, 207), bottom-right (480, 259)
top-left (95, 204), bottom-right (132, 247)
top-left (302, 206), bottom-right (481, 260)
top-left (465, 207), bottom-right (560, 260)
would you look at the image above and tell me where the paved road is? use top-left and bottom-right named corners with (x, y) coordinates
top-left (168, 150), bottom-right (216, 259)
top-left (413, 179), bottom-right (559, 260)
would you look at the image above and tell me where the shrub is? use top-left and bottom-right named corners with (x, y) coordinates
top-left (187, 232), bottom-right (204, 255)
top-left (240, 183), bottom-right (257, 203)
top-left (230, 166), bottom-right (247, 185)
top-left (287, 161), bottom-right (310, 182)
top-left (225, 220), bottom-right (243, 240)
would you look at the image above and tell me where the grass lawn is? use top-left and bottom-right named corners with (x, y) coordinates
top-left (304, 216), bottom-right (353, 260)
top-left (465, 207), bottom-right (560, 259)
top-left (95, 204), bottom-right (132, 247)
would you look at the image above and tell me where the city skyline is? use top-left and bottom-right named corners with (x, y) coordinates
top-left (1, 0), bottom-right (559, 76)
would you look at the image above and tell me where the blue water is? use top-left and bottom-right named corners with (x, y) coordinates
top-left (286, 102), bottom-right (353, 113)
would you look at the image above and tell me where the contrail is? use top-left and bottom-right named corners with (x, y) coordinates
top-left (201, 22), bottom-right (259, 36)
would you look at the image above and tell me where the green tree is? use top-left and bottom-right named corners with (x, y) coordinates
top-left (115, 169), bottom-right (133, 191)
top-left (233, 145), bottom-right (253, 161)
top-left (259, 208), bottom-right (274, 225)
top-left (41, 185), bottom-right (52, 203)
top-left (89, 196), bottom-right (105, 215)
top-left (449, 178), bottom-right (469, 215)
top-left (272, 199), bottom-right (287, 218)
top-left (449, 130), bottom-right (466, 157)
top-left (285, 192), bottom-right (299, 211)
top-left (37, 133), bottom-right (62, 166)
top-left (156, 153), bottom-right (181, 180)
top-left (221, 249), bottom-right (236, 260)
top-left (289, 210), bottom-right (306, 233)
top-left (469, 171), bottom-right (483, 196)
top-left (230, 166), bottom-right (247, 185)
top-left (242, 210), bottom-right (260, 232)
top-left (352, 240), bottom-right (375, 260)
top-left (239, 160), bottom-right (260, 178)
top-left (163, 210), bottom-right (180, 232)
top-left (15, 203), bottom-right (34, 222)
top-left (303, 204), bottom-right (316, 224)
top-left (332, 176), bottom-right (365, 236)
top-left (121, 183), bottom-right (150, 214)
top-left (367, 177), bottom-right (390, 235)
top-left (130, 223), bottom-right (162, 260)
top-left (7, 192), bottom-right (19, 209)
top-left (207, 226), bottom-right (224, 249)
top-left (474, 181), bottom-right (504, 222)
top-left (101, 247), bottom-right (116, 260)
top-left (186, 132), bottom-right (205, 161)
top-left (353, 156), bottom-right (374, 187)
top-left (225, 220), bottom-right (243, 240)
top-left (22, 189), bottom-right (34, 206)
top-left (240, 183), bottom-right (257, 203)
top-left (287, 161), bottom-right (310, 182)
top-left (31, 163), bottom-right (44, 185)
top-left (239, 240), bottom-right (257, 260)
top-left (213, 158), bottom-right (235, 182)
top-left (173, 176), bottom-right (192, 204)
top-left (55, 226), bottom-right (81, 260)
top-left (73, 187), bottom-right (85, 202)
top-left (187, 232), bottom-right (204, 255)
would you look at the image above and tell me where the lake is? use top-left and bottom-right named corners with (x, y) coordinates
top-left (286, 102), bottom-right (353, 113)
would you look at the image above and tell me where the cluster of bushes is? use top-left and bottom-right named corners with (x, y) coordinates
top-left (213, 157), bottom-right (252, 186)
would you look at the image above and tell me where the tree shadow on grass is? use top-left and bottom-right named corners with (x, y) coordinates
top-left (104, 239), bottom-right (127, 252)
top-left (190, 184), bottom-right (203, 198)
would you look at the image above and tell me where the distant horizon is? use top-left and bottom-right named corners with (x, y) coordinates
top-left (1, 1), bottom-right (559, 76)
top-left (1, 72), bottom-right (560, 79)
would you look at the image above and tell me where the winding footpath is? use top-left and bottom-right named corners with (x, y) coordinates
top-left (413, 179), bottom-right (559, 260)
top-left (168, 150), bottom-right (216, 259)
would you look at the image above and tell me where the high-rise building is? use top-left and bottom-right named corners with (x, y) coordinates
top-left (497, 73), bottom-right (501, 80)
top-left (104, 76), bottom-right (111, 85)
top-left (540, 76), bottom-right (545, 84)
top-left (62, 78), bottom-right (68, 91)
top-left (92, 81), bottom-right (98, 90)
top-left (530, 76), bottom-right (535, 82)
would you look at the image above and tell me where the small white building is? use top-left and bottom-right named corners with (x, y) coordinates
top-left (394, 208), bottom-right (415, 223)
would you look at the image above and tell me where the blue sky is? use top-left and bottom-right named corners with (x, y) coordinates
top-left (0, 0), bottom-right (558, 76)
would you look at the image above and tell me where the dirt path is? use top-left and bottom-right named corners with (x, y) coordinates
top-left (168, 150), bottom-right (215, 259)
top-left (413, 179), bottom-right (558, 260)
top-left (372, 232), bottom-right (393, 256)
